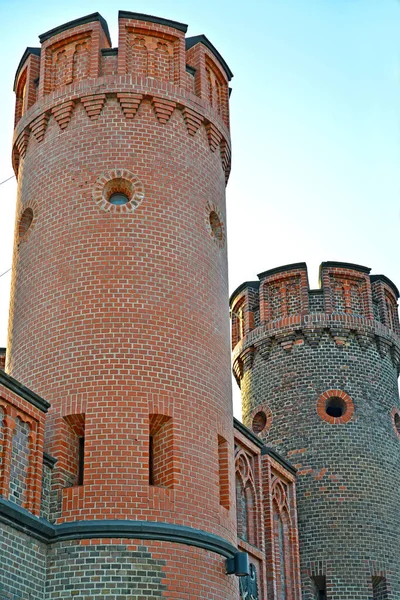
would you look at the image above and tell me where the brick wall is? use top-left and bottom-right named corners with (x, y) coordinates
top-left (46, 539), bottom-right (239, 599)
top-left (0, 523), bottom-right (46, 599)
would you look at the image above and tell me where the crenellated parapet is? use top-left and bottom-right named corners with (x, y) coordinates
top-left (231, 262), bottom-right (400, 384)
top-left (12, 11), bottom-right (232, 181)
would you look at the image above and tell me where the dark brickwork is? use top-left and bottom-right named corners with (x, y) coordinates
top-left (40, 463), bottom-right (52, 521)
top-left (0, 523), bottom-right (46, 599)
top-left (9, 417), bottom-right (30, 506)
top-left (46, 541), bottom-right (167, 598)
top-left (308, 291), bottom-right (324, 313)
top-left (232, 262), bottom-right (400, 600)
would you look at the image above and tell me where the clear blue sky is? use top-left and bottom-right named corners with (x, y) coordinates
top-left (0, 0), bottom-right (399, 416)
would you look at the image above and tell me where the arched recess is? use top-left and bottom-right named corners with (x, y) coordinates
top-left (235, 449), bottom-right (258, 546)
top-left (272, 477), bottom-right (296, 600)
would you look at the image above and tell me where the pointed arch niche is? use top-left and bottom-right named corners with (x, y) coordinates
top-left (235, 449), bottom-right (258, 546)
top-left (268, 474), bottom-right (300, 600)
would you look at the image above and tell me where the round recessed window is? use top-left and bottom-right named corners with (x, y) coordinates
top-left (205, 203), bottom-right (225, 247)
top-left (249, 404), bottom-right (272, 437)
top-left (392, 408), bottom-right (400, 439)
top-left (109, 192), bottom-right (129, 205)
top-left (209, 211), bottom-right (223, 241)
top-left (252, 411), bottom-right (267, 433)
top-left (317, 390), bottom-right (354, 424)
top-left (325, 397), bottom-right (347, 418)
top-left (19, 207), bottom-right (34, 241)
top-left (92, 169), bottom-right (145, 213)
top-left (395, 413), bottom-right (400, 433)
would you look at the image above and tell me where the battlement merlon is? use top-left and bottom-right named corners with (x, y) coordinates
top-left (230, 261), bottom-right (400, 357)
top-left (12, 11), bottom-right (233, 176)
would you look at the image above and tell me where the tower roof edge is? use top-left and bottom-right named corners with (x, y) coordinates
top-left (257, 262), bottom-right (307, 280)
top-left (13, 47), bottom-right (40, 91)
top-left (186, 34), bottom-right (233, 81)
top-left (39, 12), bottom-right (111, 46)
top-left (370, 274), bottom-right (399, 299)
top-left (119, 11), bottom-right (188, 33)
top-left (229, 281), bottom-right (259, 307)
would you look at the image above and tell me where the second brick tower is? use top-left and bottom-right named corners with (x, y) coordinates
top-left (231, 262), bottom-right (400, 599)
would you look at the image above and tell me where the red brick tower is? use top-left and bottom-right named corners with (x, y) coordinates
top-left (8, 12), bottom-right (238, 597)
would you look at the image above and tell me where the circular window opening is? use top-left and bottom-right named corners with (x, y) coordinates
top-left (209, 211), bottom-right (223, 242)
top-left (252, 411), bottom-right (267, 434)
top-left (19, 208), bottom-right (34, 241)
top-left (394, 413), bottom-right (400, 436)
top-left (109, 192), bottom-right (129, 205)
top-left (104, 177), bottom-right (133, 205)
top-left (325, 397), bottom-right (347, 418)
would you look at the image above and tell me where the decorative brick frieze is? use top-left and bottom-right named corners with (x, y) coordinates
top-left (13, 86), bottom-right (231, 180)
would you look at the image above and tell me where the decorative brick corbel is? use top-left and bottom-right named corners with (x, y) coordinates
top-left (375, 334), bottom-right (392, 358)
top-left (117, 92), bottom-right (143, 119)
top-left (302, 327), bottom-right (323, 349)
top-left (182, 106), bottom-right (203, 136)
top-left (353, 329), bottom-right (374, 350)
top-left (205, 121), bottom-right (222, 152)
top-left (15, 128), bottom-right (30, 159)
top-left (241, 347), bottom-right (255, 372)
top-left (220, 138), bottom-right (231, 182)
top-left (255, 338), bottom-right (273, 360)
top-left (81, 94), bottom-right (106, 120)
top-left (390, 344), bottom-right (400, 369)
top-left (232, 356), bottom-right (243, 384)
top-left (329, 327), bottom-right (351, 347)
top-left (52, 100), bottom-right (76, 130)
top-left (12, 146), bottom-right (20, 177)
top-left (276, 332), bottom-right (296, 352)
top-left (151, 97), bottom-right (176, 124)
top-left (30, 112), bottom-right (50, 143)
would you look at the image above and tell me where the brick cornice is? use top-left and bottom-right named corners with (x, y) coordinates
top-left (0, 371), bottom-right (50, 413)
top-left (12, 76), bottom-right (231, 181)
top-left (233, 314), bottom-right (400, 369)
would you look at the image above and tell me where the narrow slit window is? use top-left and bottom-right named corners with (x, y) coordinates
top-left (218, 435), bottom-right (230, 509)
top-left (149, 414), bottom-right (174, 488)
top-left (149, 435), bottom-right (154, 485)
top-left (77, 436), bottom-right (85, 486)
